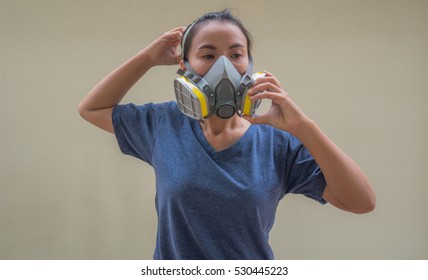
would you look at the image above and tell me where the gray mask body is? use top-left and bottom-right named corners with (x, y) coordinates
top-left (178, 55), bottom-right (253, 119)
top-left (202, 56), bottom-right (248, 118)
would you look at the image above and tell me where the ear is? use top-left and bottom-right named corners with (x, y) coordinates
top-left (179, 60), bottom-right (186, 71)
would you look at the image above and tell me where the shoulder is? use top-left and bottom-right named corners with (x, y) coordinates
top-left (114, 100), bottom-right (179, 112)
top-left (252, 123), bottom-right (294, 144)
top-left (155, 101), bottom-right (188, 124)
top-left (113, 101), bottom-right (181, 120)
top-left (250, 124), bottom-right (305, 161)
top-left (152, 100), bottom-right (180, 111)
top-left (112, 101), bottom-right (188, 137)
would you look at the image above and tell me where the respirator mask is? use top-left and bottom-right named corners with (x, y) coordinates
top-left (173, 22), bottom-right (264, 120)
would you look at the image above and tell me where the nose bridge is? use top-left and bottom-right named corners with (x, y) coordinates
top-left (215, 55), bottom-right (231, 67)
top-left (203, 55), bottom-right (235, 86)
top-left (214, 54), bottom-right (250, 77)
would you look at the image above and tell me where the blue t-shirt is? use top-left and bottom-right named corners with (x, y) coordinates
top-left (112, 101), bottom-right (326, 260)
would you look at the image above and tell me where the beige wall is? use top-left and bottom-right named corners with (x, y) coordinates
top-left (1, 0), bottom-right (427, 259)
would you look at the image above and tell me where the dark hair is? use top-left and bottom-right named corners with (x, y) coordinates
top-left (182, 10), bottom-right (252, 61)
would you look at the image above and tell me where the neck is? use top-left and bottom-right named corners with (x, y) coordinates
top-left (200, 114), bottom-right (248, 136)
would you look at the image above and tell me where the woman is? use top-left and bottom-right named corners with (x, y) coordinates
top-left (78, 10), bottom-right (375, 260)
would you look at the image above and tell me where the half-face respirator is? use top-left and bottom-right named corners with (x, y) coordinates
top-left (173, 23), bottom-right (264, 120)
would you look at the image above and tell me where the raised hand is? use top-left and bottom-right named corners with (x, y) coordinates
top-left (243, 71), bottom-right (309, 135)
top-left (144, 26), bottom-right (186, 66)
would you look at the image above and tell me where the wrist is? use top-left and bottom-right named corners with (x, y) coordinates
top-left (135, 49), bottom-right (157, 69)
top-left (288, 117), bottom-right (317, 142)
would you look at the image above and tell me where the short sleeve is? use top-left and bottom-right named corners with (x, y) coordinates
top-left (112, 103), bottom-right (159, 164)
top-left (283, 135), bottom-right (327, 204)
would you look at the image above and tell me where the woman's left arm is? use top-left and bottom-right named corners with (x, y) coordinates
top-left (244, 72), bottom-right (376, 214)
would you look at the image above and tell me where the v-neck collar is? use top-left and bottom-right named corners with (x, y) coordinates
top-left (190, 119), bottom-right (254, 160)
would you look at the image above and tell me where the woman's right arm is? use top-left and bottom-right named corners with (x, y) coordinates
top-left (77, 26), bottom-right (185, 133)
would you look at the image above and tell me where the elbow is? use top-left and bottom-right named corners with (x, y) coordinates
top-left (77, 102), bottom-right (89, 121)
top-left (76, 102), bottom-right (115, 134)
top-left (352, 192), bottom-right (376, 214)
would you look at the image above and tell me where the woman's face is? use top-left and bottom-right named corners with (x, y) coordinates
top-left (186, 21), bottom-right (250, 77)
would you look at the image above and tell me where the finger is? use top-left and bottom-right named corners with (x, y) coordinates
top-left (249, 90), bottom-right (285, 102)
top-left (252, 75), bottom-right (282, 90)
top-left (252, 76), bottom-right (280, 89)
top-left (164, 27), bottom-right (185, 39)
top-left (263, 70), bottom-right (273, 77)
top-left (262, 71), bottom-right (282, 88)
top-left (247, 82), bottom-right (282, 96)
top-left (164, 31), bottom-right (183, 46)
top-left (174, 26), bottom-right (186, 39)
top-left (168, 26), bottom-right (186, 34)
top-left (174, 26), bottom-right (186, 31)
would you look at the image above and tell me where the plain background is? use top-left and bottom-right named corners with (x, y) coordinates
top-left (1, 0), bottom-right (427, 259)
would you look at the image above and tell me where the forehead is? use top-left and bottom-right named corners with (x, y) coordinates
top-left (190, 21), bottom-right (247, 49)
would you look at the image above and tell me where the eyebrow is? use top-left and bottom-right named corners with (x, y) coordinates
top-left (197, 43), bottom-right (245, 50)
top-left (198, 44), bottom-right (216, 50)
top-left (229, 43), bottom-right (245, 49)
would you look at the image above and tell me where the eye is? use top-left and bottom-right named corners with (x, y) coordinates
top-left (231, 53), bottom-right (242, 59)
top-left (202, 54), bottom-right (215, 60)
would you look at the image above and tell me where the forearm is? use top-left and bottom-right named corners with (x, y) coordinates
top-left (244, 72), bottom-right (375, 213)
top-left (77, 26), bottom-right (183, 133)
top-left (292, 119), bottom-right (376, 213)
top-left (78, 50), bottom-right (154, 113)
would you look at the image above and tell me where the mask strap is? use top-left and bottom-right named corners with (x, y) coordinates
top-left (183, 60), bottom-right (197, 76)
top-left (236, 55), bottom-right (254, 94)
top-left (181, 19), bottom-right (198, 63)
top-left (181, 17), bottom-right (254, 79)
top-left (179, 17), bottom-right (197, 74)
top-left (245, 55), bottom-right (254, 77)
